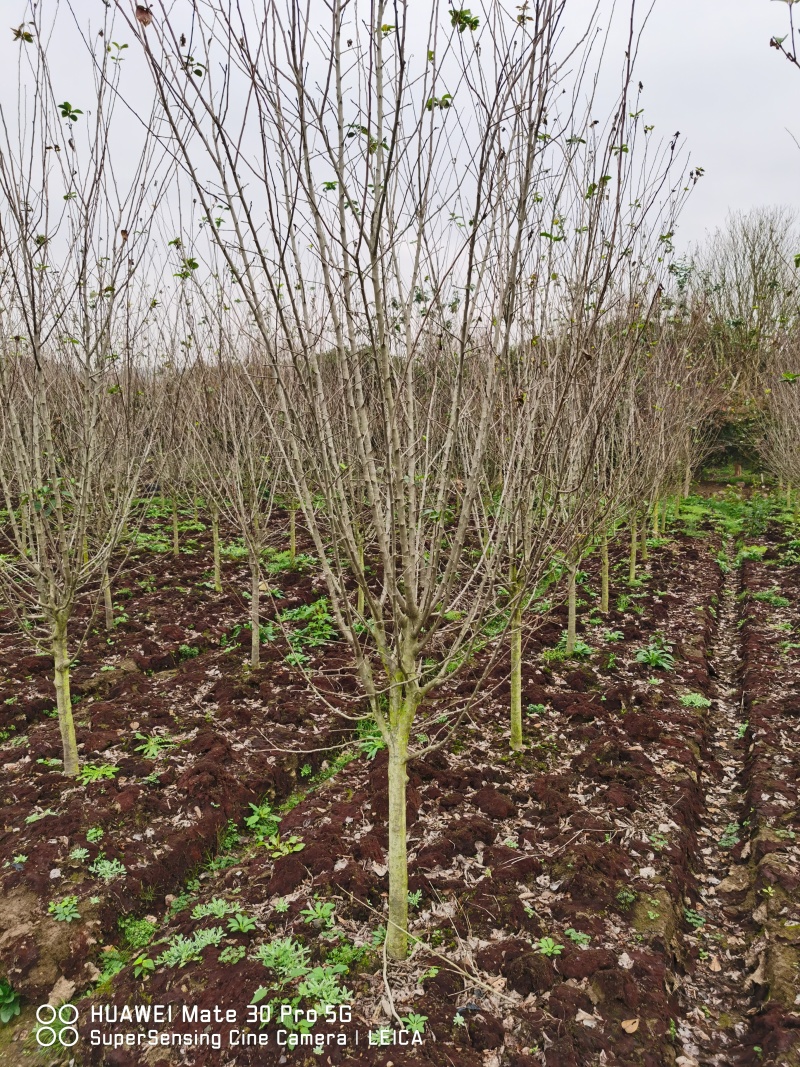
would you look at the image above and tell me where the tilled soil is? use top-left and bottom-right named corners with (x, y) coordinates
top-left (1, 506), bottom-right (799, 1067)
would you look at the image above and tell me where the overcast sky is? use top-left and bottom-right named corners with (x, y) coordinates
top-left (2, 0), bottom-right (798, 255)
top-left (621, 0), bottom-right (799, 249)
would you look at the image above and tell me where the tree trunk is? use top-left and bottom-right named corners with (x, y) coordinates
top-left (640, 511), bottom-right (648, 562)
top-left (211, 504), bottom-right (222, 593)
top-left (652, 500), bottom-right (660, 538)
top-left (356, 539), bottom-right (365, 618)
top-left (629, 515), bottom-right (637, 583)
top-left (600, 532), bottom-right (609, 614)
top-left (53, 614), bottom-right (79, 776)
top-left (683, 461), bottom-right (691, 498)
top-left (565, 561), bottom-right (577, 655)
top-left (386, 736), bottom-right (410, 959)
top-left (250, 555), bottom-right (261, 668)
top-left (289, 507), bottom-right (297, 564)
top-left (172, 498), bottom-right (180, 558)
top-left (510, 602), bottom-right (523, 751)
top-left (102, 569), bottom-right (114, 631)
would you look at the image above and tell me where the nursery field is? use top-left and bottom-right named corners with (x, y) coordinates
top-left (2, 492), bottom-right (800, 1067)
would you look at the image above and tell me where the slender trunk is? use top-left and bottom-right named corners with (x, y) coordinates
top-left (510, 600), bottom-right (523, 751)
top-left (386, 736), bottom-right (410, 959)
top-left (640, 513), bottom-right (648, 562)
top-left (82, 537), bottom-right (89, 565)
top-left (356, 540), bottom-right (365, 618)
top-left (171, 498), bottom-right (180, 558)
top-left (652, 500), bottom-right (660, 538)
top-left (211, 504), bottom-right (222, 593)
top-left (53, 614), bottom-right (79, 776)
top-left (629, 515), bottom-right (637, 583)
top-left (250, 555), bottom-right (260, 668)
top-left (683, 461), bottom-right (691, 498)
top-left (565, 561), bottom-right (577, 655)
top-left (600, 532), bottom-right (609, 614)
top-left (289, 507), bottom-right (297, 563)
top-left (102, 569), bottom-right (114, 631)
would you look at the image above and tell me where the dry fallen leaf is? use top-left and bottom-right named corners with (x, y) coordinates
top-left (709, 956), bottom-right (722, 972)
top-left (621, 1018), bottom-right (639, 1034)
top-left (575, 1009), bottom-right (597, 1028)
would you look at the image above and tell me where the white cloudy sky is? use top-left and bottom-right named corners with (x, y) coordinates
top-left (615, 0), bottom-right (799, 247)
top-left (1, 0), bottom-right (798, 254)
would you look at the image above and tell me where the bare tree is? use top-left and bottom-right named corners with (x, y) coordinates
top-left (117, 0), bottom-right (695, 958)
top-left (0, 5), bottom-right (165, 774)
top-left (189, 356), bottom-right (277, 668)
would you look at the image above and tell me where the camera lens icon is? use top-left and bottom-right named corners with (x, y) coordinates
top-left (36, 1004), bottom-right (79, 1047)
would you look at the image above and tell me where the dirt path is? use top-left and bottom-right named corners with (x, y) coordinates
top-left (675, 544), bottom-right (756, 1066)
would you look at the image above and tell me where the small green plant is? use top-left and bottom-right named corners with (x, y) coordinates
top-left (120, 917), bottom-right (157, 949)
top-left (719, 822), bottom-right (740, 849)
top-left (736, 721), bottom-right (749, 739)
top-left (192, 898), bottom-right (234, 920)
top-left (301, 899), bottom-right (336, 928)
top-left (543, 631), bottom-right (594, 662)
top-left (407, 889), bottom-right (423, 908)
top-left (535, 936), bottom-right (563, 957)
top-left (69, 846), bottom-right (90, 862)
top-left (227, 913), bottom-right (257, 933)
top-left (78, 763), bottom-right (119, 785)
top-left (297, 965), bottom-right (352, 1010)
top-left (11, 854), bottom-right (27, 866)
top-left (564, 928), bottom-right (591, 945)
top-left (300, 764), bottom-right (312, 777)
top-left (252, 936), bottom-right (311, 981)
top-left (616, 887), bottom-right (637, 909)
top-left (49, 896), bottom-right (81, 923)
top-left (86, 826), bottom-right (104, 843)
top-left (616, 594), bottom-right (631, 612)
top-left (358, 716), bottom-right (386, 759)
top-left (752, 589), bottom-right (790, 608)
top-left (635, 634), bottom-right (675, 671)
top-left (684, 907), bottom-right (706, 929)
top-left (401, 1012), bottom-right (428, 1034)
top-left (97, 947), bottom-right (126, 984)
top-left (155, 928), bottom-right (226, 968)
top-left (219, 945), bottom-right (246, 965)
top-left (327, 941), bottom-right (369, 972)
top-left (36, 756), bottom-right (62, 767)
top-left (265, 833), bottom-right (305, 858)
top-left (0, 979), bottom-right (21, 1025)
top-left (605, 629), bottom-right (624, 641)
top-left (681, 692), bottom-right (711, 708)
top-left (284, 651), bottom-right (310, 667)
top-left (526, 703), bottom-right (546, 716)
top-left (25, 807), bottom-right (58, 824)
top-left (245, 801), bottom-right (281, 841)
top-left (649, 832), bottom-right (669, 851)
top-left (89, 855), bottom-right (126, 882)
top-left (134, 732), bottom-right (177, 758)
top-left (274, 897), bottom-right (289, 914)
top-left (132, 954), bottom-right (156, 979)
